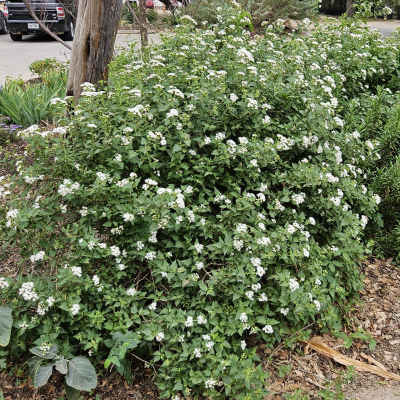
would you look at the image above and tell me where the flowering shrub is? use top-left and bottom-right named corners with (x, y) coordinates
top-left (0, 115), bottom-right (21, 144)
top-left (0, 6), bottom-right (394, 399)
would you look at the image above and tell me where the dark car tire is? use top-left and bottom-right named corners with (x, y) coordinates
top-left (60, 20), bottom-right (74, 41)
top-left (10, 33), bottom-right (22, 41)
top-left (0, 17), bottom-right (6, 34)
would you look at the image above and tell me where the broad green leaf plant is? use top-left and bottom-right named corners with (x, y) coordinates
top-left (0, 2), bottom-right (398, 399)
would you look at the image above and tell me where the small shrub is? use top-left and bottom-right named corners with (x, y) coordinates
top-left (0, 71), bottom-right (67, 127)
top-left (0, 115), bottom-right (22, 145)
top-left (29, 58), bottom-right (69, 78)
top-left (147, 8), bottom-right (158, 23)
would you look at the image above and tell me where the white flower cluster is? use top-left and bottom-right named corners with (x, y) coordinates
top-left (71, 304), bottom-right (80, 316)
top-left (30, 251), bottom-right (45, 263)
top-left (19, 282), bottom-right (38, 301)
top-left (58, 179), bottom-right (80, 197)
top-left (148, 131), bottom-right (167, 146)
top-left (0, 277), bottom-right (9, 289)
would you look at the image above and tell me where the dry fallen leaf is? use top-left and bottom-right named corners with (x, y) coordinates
top-left (360, 352), bottom-right (387, 370)
top-left (303, 338), bottom-right (400, 381)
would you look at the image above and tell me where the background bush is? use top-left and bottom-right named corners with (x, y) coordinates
top-left (192, 0), bottom-right (318, 27)
top-left (0, 66), bottom-right (67, 127)
top-left (1, 6), bottom-right (399, 400)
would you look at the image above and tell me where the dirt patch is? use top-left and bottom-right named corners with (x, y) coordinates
top-left (255, 257), bottom-right (400, 399)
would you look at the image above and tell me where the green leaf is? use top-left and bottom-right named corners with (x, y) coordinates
top-left (55, 358), bottom-right (68, 374)
top-left (343, 337), bottom-right (353, 349)
top-left (369, 339), bottom-right (377, 351)
top-left (30, 345), bottom-right (58, 360)
top-left (66, 356), bottom-right (97, 391)
top-left (34, 363), bottom-right (54, 388)
top-left (0, 307), bottom-right (12, 347)
top-left (28, 356), bottom-right (43, 380)
top-left (64, 382), bottom-right (80, 400)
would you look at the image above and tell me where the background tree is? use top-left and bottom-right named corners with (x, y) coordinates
top-left (346, 0), bottom-right (355, 16)
top-left (66, 0), bottom-right (123, 102)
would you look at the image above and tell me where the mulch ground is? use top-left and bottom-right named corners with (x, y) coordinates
top-left (2, 139), bottom-right (400, 399)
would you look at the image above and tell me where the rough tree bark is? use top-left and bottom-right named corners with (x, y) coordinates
top-left (346, 0), bottom-right (355, 17)
top-left (138, 0), bottom-right (148, 47)
top-left (66, 0), bottom-right (123, 102)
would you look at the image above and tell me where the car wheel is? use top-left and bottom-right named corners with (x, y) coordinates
top-left (60, 20), bottom-right (74, 41)
top-left (0, 18), bottom-right (6, 35)
top-left (10, 33), bottom-right (22, 41)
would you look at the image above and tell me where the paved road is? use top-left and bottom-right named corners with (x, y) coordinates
top-left (1, 20), bottom-right (400, 84)
top-left (0, 33), bottom-right (161, 84)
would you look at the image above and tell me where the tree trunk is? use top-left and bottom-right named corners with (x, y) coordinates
top-left (66, 0), bottom-right (123, 102)
top-left (346, 0), bottom-right (355, 17)
top-left (138, 0), bottom-right (148, 47)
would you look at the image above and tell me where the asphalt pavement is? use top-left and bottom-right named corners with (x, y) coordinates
top-left (0, 32), bottom-right (161, 84)
top-left (1, 20), bottom-right (400, 84)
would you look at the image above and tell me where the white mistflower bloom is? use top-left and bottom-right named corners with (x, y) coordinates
top-left (123, 213), bottom-right (135, 222)
top-left (256, 267), bottom-right (265, 277)
top-left (239, 312), bottom-right (248, 322)
top-left (194, 243), bottom-right (204, 253)
top-left (236, 223), bottom-right (247, 233)
top-left (166, 109), bottom-right (179, 118)
top-left (185, 316), bottom-right (194, 327)
top-left (194, 348), bottom-right (201, 358)
top-left (245, 291), bottom-right (254, 300)
top-left (289, 278), bottom-right (299, 292)
top-left (280, 308), bottom-right (289, 316)
top-left (237, 48), bottom-right (254, 62)
top-left (71, 304), bottom-right (80, 316)
top-left (205, 378), bottom-right (216, 389)
top-left (0, 277), bottom-right (9, 289)
top-left (259, 293), bottom-right (268, 302)
top-left (110, 246), bottom-right (121, 257)
top-left (148, 302), bottom-right (157, 311)
top-left (196, 262), bottom-right (204, 270)
top-left (19, 321), bottom-right (29, 330)
top-left (30, 251), bottom-right (45, 263)
top-left (197, 315), bottom-right (207, 324)
top-left (145, 252), bottom-right (157, 260)
top-left (263, 325), bottom-right (273, 334)
top-left (257, 236), bottom-right (271, 246)
top-left (373, 194), bottom-right (381, 204)
top-left (233, 239), bottom-right (244, 251)
top-left (71, 266), bottom-right (82, 277)
top-left (205, 341), bottom-right (214, 350)
top-left (19, 282), bottom-right (38, 301)
top-left (127, 288), bottom-right (137, 296)
top-left (156, 332), bottom-right (164, 342)
top-left (262, 115), bottom-right (271, 124)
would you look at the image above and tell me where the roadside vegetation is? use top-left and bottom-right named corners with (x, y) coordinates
top-left (2, 2), bottom-right (400, 399)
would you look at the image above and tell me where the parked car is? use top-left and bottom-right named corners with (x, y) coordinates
top-left (129, 0), bottom-right (155, 9)
top-left (4, 0), bottom-right (75, 42)
top-left (0, 1), bottom-right (7, 34)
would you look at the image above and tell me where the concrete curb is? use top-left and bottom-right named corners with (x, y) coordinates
top-left (118, 30), bottom-right (159, 34)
